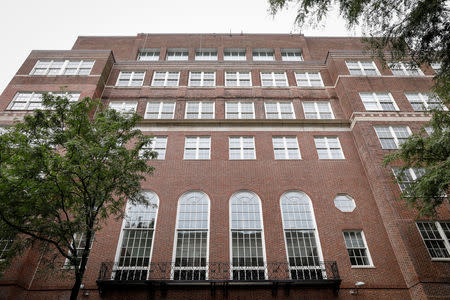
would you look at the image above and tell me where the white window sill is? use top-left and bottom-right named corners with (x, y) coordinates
top-left (351, 265), bottom-right (375, 269)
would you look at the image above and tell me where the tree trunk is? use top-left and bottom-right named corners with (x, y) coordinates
top-left (70, 274), bottom-right (82, 300)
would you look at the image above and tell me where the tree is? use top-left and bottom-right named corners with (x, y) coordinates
top-left (269, 0), bottom-right (449, 216)
top-left (0, 94), bottom-right (156, 300)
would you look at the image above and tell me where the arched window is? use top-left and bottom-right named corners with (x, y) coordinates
top-left (173, 191), bottom-right (210, 280)
top-left (230, 191), bottom-right (266, 280)
top-left (280, 191), bottom-right (324, 279)
top-left (113, 191), bottom-right (159, 280)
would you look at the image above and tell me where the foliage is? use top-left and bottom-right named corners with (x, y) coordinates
top-left (0, 94), bottom-right (156, 299)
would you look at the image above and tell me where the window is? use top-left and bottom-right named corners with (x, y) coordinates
top-left (108, 101), bottom-right (138, 114)
top-left (374, 126), bottom-right (411, 149)
top-left (314, 136), bottom-right (344, 159)
top-left (346, 61), bottom-right (379, 76)
top-left (224, 48), bottom-right (246, 61)
top-left (334, 194), bottom-right (356, 212)
top-left (389, 62), bottom-right (423, 76)
top-left (359, 92), bottom-right (398, 111)
top-left (64, 232), bottom-right (94, 268)
top-left (229, 136), bottom-right (255, 160)
top-left (252, 49), bottom-right (274, 61)
top-left (140, 136), bottom-right (168, 160)
top-left (281, 49), bottom-right (303, 61)
top-left (392, 168), bottom-right (426, 192)
top-left (30, 60), bottom-right (94, 76)
top-left (145, 101), bottom-right (176, 119)
top-left (0, 239), bottom-right (13, 260)
top-left (138, 49), bottom-right (160, 61)
top-left (343, 231), bottom-right (372, 267)
top-left (225, 71), bottom-right (252, 87)
top-left (295, 72), bottom-right (324, 87)
top-left (116, 71), bottom-right (145, 87)
top-left (416, 222), bottom-right (450, 259)
top-left (189, 72), bottom-right (215, 87)
top-left (230, 191), bottom-right (266, 280)
top-left (151, 71), bottom-right (180, 87)
top-left (166, 49), bottom-right (189, 61)
top-left (302, 102), bottom-right (334, 119)
top-left (195, 49), bottom-right (217, 61)
top-left (185, 102), bottom-right (214, 119)
top-left (113, 192), bottom-right (159, 280)
top-left (173, 191), bottom-right (209, 280)
top-left (272, 136), bottom-right (301, 159)
top-left (260, 72), bottom-right (288, 87)
top-left (431, 63), bottom-right (441, 73)
top-left (405, 92), bottom-right (446, 111)
top-left (265, 102), bottom-right (295, 119)
top-left (7, 92), bottom-right (80, 110)
top-left (184, 136), bottom-right (211, 160)
top-left (225, 102), bottom-right (254, 119)
top-left (425, 127), bottom-right (434, 136)
top-left (281, 191), bottom-right (324, 279)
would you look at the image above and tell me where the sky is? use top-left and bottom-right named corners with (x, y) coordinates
top-left (0, 0), bottom-right (361, 94)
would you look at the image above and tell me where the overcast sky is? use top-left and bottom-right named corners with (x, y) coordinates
top-left (0, 0), bottom-right (360, 93)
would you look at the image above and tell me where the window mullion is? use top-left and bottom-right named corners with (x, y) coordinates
top-left (436, 222), bottom-right (450, 254)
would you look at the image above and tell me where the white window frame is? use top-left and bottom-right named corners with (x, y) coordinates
top-left (144, 101), bottom-right (176, 119)
top-left (0, 239), bottom-right (13, 260)
top-left (374, 126), bottom-right (412, 149)
top-left (345, 61), bottom-right (380, 76)
top-left (264, 102), bottom-right (295, 119)
top-left (416, 221), bottom-right (450, 261)
top-left (314, 136), bottom-right (345, 160)
top-left (188, 71), bottom-right (216, 87)
top-left (225, 71), bottom-right (252, 87)
top-left (116, 71), bottom-right (145, 87)
top-left (343, 231), bottom-right (374, 268)
top-left (151, 71), bottom-right (180, 87)
top-left (63, 232), bottom-right (94, 269)
top-left (195, 48), bottom-right (218, 61)
top-left (229, 136), bottom-right (256, 160)
top-left (281, 49), bottom-right (303, 61)
top-left (252, 48), bottom-right (274, 61)
top-left (30, 60), bottom-right (94, 76)
top-left (302, 101), bottom-right (334, 119)
top-left (260, 72), bottom-right (288, 87)
top-left (224, 48), bottom-right (246, 61)
top-left (431, 63), bottom-right (441, 73)
top-left (183, 136), bottom-right (211, 160)
top-left (138, 48), bottom-right (160, 61)
top-left (294, 71), bottom-right (324, 87)
top-left (7, 92), bottom-right (81, 110)
top-left (185, 102), bottom-right (215, 119)
top-left (166, 48), bottom-right (189, 61)
top-left (140, 136), bottom-right (168, 160)
top-left (388, 62), bottom-right (424, 76)
top-left (334, 194), bottom-right (356, 212)
top-left (272, 136), bottom-right (301, 160)
top-left (359, 92), bottom-right (399, 111)
top-left (405, 92), bottom-right (447, 111)
top-left (392, 167), bottom-right (426, 193)
top-left (108, 101), bottom-right (138, 114)
top-left (225, 101), bottom-right (255, 119)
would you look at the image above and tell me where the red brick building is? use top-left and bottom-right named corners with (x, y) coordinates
top-left (0, 34), bottom-right (448, 300)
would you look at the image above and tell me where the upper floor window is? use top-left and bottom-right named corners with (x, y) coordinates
top-left (314, 136), bottom-right (344, 159)
top-left (431, 63), bottom-right (442, 73)
top-left (359, 92), bottom-right (399, 111)
top-left (389, 62), bottom-right (423, 76)
top-left (346, 61), bottom-right (379, 76)
top-left (7, 92), bottom-right (80, 110)
top-left (195, 49), bottom-right (217, 61)
top-left (116, 71), bottom-right (145, 87)
top-left (229, 136), bottom-right (255, 160)
top-left (184, 136), bottom-right (211, 160)
top-left (225, 101), bottom-right (254, 119)
top-left (151, 71), bottom-right (180, 87)
top-left (392, 167), bottom-right (425, 192)
top-left (185, 102), bottom-right (214, 119)
top-left (343, 231), bottom-right (373, 267)
top-left (145, 101), bottom-right (175, 119)
top-left (295, 72), bottom-right (324, 87)
top-left (137, 49), bottom-right (160, 61)
top-left (166, 48), bottom-right (189, 61)
top-left (30, 60), bottom-right (94, 76)
top-left (302, 101), bottom-right (334, 119)
top-left (281, 49), bottom-right (303, 61)
top-left (405, 92), bottom-right (447, 111)
top-left (0, 238), bottom-right (13, 260)
top-left (260, 72), bottom-right (288, 87)
top-left (189, 71), bottom-right (215, 87)
top-left (334, 194), bottom-right (356, 212)
top-left (416, 222), bottom-right (450, 260)
top-left (272, 136), bottom-right (301, 159)
top-left (374, 126), bottom-right (411, 149)
top-left (108, 101), bottom-right (138, 114)
top-left (64, 232), bottom-right (94, 268)
top-left (252, 49), bottom-right (274, 61)
top-left (265, 101), bottom-right (295, 119)
top-left (141, 136), bottom-right (168, 160)
top-left (225, 71), bottom-right (252, 87)
top-left (224, 48), bottom-right (246, 61)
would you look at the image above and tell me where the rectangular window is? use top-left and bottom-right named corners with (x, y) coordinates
top-left (343, 231), bottom-right (372, 267)
top-left (30, 60), bottom-right (94, 76)
top-left (417, 222), bottom-right (450, 259)
top-left (225, 71), bottom-right (252, 87)
top-left (116, 71), bottom-right (145, 87)
top-left (229, 136), bottom-right (255, 160)
top-left (374, 126), bottom-right (411, 149)
top-left (184, 136), bottom-right (211, 160)
top-left (265, 102), bottom-right (295, 119)
top-left (405, 92), bottom-right (446, 111)
top-left (189, 71), bottom-right (216, 87)
top-left (0, 239), bottom-right (13, 260)
top-left (281, 49), bottom-right (303, 61)
top-left (141, 136), bottom-right (168, 160)
top-left (295, 72), bottom-right (324, 87)
top-left (151, 71), bottom-right (180, 87)
top-left (64, 232), bottom-right (94, 268)
top-left (108, 101), bottom-right (138, 114)
top-left (314, 136), bottom-right (344, 159)
top-left (166, 49), bottom-right (189, 61)
top-left (389, 62), bottom-right (423, 76)
top-left (260, 72), bottom-right (288, 87)
top-left (359, 92), bottom-right (399, 111)
top-left (185, 102), bottom-right (214, 119)
top-left (7, 92), bottom-right (80, 110)
top-left (272, 136), bottom-right (301, 159)
top-left (392, 168), bottom-right (426, 192)
top-left (252, 49), bottom-right (274, 61)
top-left (138, 49), bottom-right (160, 61)
top-left (195, 49), bottom-right (217, 61)
top-left (224, 48), bottom-right (246, 61)
top-left (302, 102), bottom-right (334, 119)
top-left (346, 61), bottom-right (379, 76)
top-left (431, 63), bottom-right (441, 73)
top-left (145, 101), bottom-right (175, 119)
top-left (225, 101), bottom-right (255, 119)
